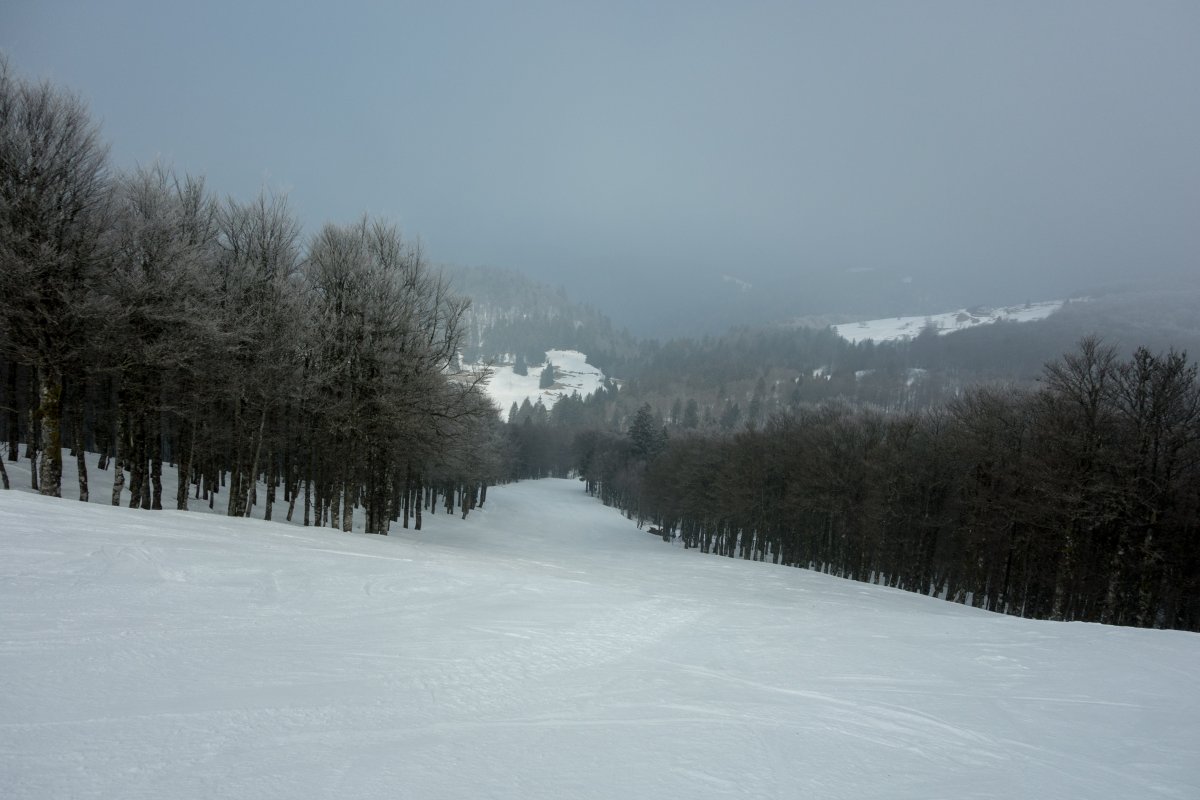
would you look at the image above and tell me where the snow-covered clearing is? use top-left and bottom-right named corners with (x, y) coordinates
top-left (481, 348), bottom-right (605, 417)
top-left (2, 472), bottom-right (1197, 798)
top-left (833, 300), bottom-right (1067, 344)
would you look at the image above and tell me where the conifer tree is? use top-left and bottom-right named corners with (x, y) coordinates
top-left (682, 399), bottom-right (700, 429)
top-left (629, 403), bottom-right (666, 459)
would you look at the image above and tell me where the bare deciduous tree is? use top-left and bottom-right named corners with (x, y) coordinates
top-left (0, 55), bottom-right (112, 498)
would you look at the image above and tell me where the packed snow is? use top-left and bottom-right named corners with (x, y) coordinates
top-left (2, 462), bottom-right (1198, 798)
top-left (833, 300), bottom-right (1067, 344)
top-left (481, 348), bottom-right (605, 417)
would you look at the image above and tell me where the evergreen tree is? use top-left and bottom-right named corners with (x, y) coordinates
top-left (629, 403), bottom-right (666, 459)
top-left (719, 401), bottom-right (742, 431)
top-left (682, 398), bottom-right (700, 429)
top-left (516, 397), bottom-right (535, 424)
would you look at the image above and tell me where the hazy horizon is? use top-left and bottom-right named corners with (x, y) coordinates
top-left (4, 1), bottom-right (1197, 336)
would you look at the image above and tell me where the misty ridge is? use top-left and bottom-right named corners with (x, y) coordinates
top-left (7, 4), bottom-right (1198, 336)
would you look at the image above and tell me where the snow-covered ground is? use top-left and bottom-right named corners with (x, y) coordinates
top-left (2, 467), bottom-right (1198, 798)
top-left (833, 300), bottom-right (1066, 344)
top-left (481, 348), bottom-right (605, 417)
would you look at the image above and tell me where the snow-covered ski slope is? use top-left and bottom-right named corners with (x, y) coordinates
top-left (2, 480), bottom-right (1198, 799)
top-left (833, 300), bottom-right (1065, 344)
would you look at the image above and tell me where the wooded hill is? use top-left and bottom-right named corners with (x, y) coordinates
top-left (441, 264), bottom-right (640, 368)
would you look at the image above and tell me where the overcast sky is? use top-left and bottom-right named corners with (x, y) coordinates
top-left (4, 1), bottom-right (1198, 333)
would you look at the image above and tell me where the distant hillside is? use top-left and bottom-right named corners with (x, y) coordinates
top-left (439, 262), bottom-right (1200, 428)
top-left (831, 289), bottom-right (1200, 353)
top-left (483, 349), bottom-right (608, 420)
top-left (572, 286), bottom-right (1200, 429)
top-left (832, 300), bottom-right (1067, 344)
top-left (441, 265), bottom-right (638, 365)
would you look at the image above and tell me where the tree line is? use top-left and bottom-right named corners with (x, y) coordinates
top-left (565, 340), bottom-right (1199, 630)
top-left (0, 56), bottom-right (501, 531)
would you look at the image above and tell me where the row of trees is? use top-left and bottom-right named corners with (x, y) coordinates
top-left (0, 57), bottom-right (501, 531)
top-left (577, 340), bottom-right (1200, 631)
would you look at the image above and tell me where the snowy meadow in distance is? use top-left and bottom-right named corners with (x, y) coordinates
top-left (480, 348), bottom-right (606, 418)
top-left (2, 462), bottom-right (1198, 799)
top-left (832, 300), bottom-right (1067, 344)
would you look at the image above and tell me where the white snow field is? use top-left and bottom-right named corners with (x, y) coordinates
top-left (833, 300), bottom-right (1066, 344)
top-left (2, 478), bottom-right (1199, 799)
top-left (481, 348), bottom-right (606, 418)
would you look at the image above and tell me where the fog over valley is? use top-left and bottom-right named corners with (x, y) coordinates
top-left (6, 2), bottom-right (1197, 336)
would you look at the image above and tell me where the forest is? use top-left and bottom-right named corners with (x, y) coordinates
top-left (507, 339), bottom-right (1200, 631)
top-left (0, 57), bottom-right (501, 530)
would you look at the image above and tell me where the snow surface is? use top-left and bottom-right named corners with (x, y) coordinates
top-left (833, 300), bottom-right (1066, 344)
top-left (480, 348), bottom-right (605, 418)
top-left (2, 472), bottom-right (1198, 798)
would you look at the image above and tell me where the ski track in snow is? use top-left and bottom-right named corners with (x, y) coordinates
top-left (1, 459), bottom-right (1198, 799)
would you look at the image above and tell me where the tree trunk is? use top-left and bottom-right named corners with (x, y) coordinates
top-left (150, 423), bottom-right (163, 510)
top-left (265, 448), bottom-right (276, 521)
top-left (402, 466), bottom-right (411, 528)
top-left (286, 471), bottom-right (299, 522)
top-left (300, 475), bottom-right (309, 525)
top-left (0, 453), bottom-right (9, 489)
top-left (414, 475), bottom-right (423, 531)
top-left (342, 482), bottom-right (354, 532)
top-left (226, 464), bottom-right (242, 515)
top-left (140, 459), bottom-right (152, 509)
top-left (329, 480), bottom-right (340, 529)
top-left (112, 452), bottom-right (125, 505)
top-left (175, 415), bottom-right (194, 511)
top-left (26, 373), bottom-right (39, 491)
top-left (66, 380), bottom-right (89, 502)
top-left (37, 366), bottom-right (64, 497)
top-left (127, 407), bottom-right (145, 509)
top-left (132, 411), bottom-right (151, 510)
top-left (244, 405), bottom-right (267, 517)
top-left (227, 399), bottom-right (245, 516)
top-left (96, 377), bottom-right (114, 471)
top-left (391, 476), bottom-right (402, 524)
top-left (75, 414), bottom-right (88, 503)
top-left (6, 361), bottom-right (18, 462)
